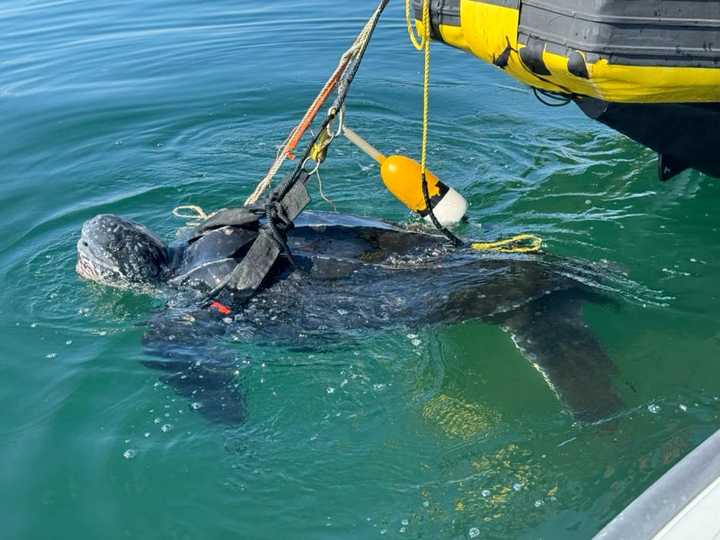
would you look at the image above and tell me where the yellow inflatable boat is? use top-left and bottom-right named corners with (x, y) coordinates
top-left (413, 0), bottom-right (720, 179)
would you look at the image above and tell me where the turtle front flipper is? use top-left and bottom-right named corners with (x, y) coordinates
top-left (141, 309), bottom-right (246, 424)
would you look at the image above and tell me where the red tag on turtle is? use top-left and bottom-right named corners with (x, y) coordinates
top-left (210, 301), bottom-right (232, 316)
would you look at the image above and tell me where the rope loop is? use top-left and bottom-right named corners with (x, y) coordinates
top-left (405, 0), bottom-right (430, 51)
top-left (301, 157), bottom-right (322, 176)
top-left (172, 205), bottom-right (213, 222)
top-left (471, 234), bottom-right (544, 254)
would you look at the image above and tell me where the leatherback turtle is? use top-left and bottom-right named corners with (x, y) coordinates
top-left (76, 210), bottom-right (624, 424)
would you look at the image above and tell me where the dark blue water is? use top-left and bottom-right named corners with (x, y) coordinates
top-left (2, 1), bottom-right (720, 538)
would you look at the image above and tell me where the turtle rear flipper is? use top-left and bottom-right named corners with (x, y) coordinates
top-left (498, 289), bottom-right (623, 423)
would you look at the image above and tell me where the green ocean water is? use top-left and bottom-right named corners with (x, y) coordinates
top-left (2, 1), bottom-right (720, 538)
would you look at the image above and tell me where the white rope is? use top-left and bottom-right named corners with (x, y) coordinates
top-left (315, 169), bottom-right (336, 211)
top-left (172, 205), bottom-right (212, 221)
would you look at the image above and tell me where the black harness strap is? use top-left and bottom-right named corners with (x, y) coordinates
top-left (227, 172), bottom-right (311, 294)
top-left (222, 230), bottom-right (281, 302)
top-left (204, 171), bottom-right (311, 306)
top-left (196, 208), bottom-right (260, 235)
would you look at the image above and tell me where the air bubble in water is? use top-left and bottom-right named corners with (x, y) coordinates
top-left (123, 449), bottom-right (137, 460)
top-left (469, 528), bottom-right (480, 538)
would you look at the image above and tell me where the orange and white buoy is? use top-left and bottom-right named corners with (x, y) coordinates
top-left (343, 126), bottom-right (467, 226)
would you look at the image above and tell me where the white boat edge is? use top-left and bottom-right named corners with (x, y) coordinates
top-left (595, 428), bottom-right (720, 540)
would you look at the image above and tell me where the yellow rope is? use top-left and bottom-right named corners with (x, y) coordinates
top-left (471, 234), bottom-right (543, 254)
top-left (406, 0), bottom-right (542, 255)
top-left (405, 0), bottom-right (428, 51)
top-left (420, 3), bottom-right (430, 175)
top-left (406, 0), bottom-right (432, 175)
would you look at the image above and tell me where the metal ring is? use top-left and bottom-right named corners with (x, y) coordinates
top-left (334, 106), bottom-right (346, 138)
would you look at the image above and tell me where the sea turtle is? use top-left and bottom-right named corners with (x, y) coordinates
top-left (76, 210), bottom-right (624, 424)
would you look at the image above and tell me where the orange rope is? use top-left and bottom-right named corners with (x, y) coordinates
top-left (284, 56), bottom-right (352, 159)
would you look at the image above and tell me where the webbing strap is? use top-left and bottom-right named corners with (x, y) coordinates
top-left (236, 177), bottom-right (310, 293)
top-left (225, 230), bottom-right (282, 295)
top-left (204, 172), bottom-right (311, 305)
top-left (270, 175), bottom-right (311, 222)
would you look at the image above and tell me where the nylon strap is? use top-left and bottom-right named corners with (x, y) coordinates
top-left (225, 230), bottom-right (281, 296)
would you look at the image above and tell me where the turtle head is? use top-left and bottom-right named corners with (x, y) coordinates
top-left (76, 214), bottom-right (169, 288)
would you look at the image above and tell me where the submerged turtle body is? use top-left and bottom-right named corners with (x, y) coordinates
top-left (77, 211), bottom-right (624, 424)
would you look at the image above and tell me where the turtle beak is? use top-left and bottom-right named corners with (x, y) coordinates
top-left (75, 227), bottom-right (117, 283)
top-left (76, 251), bottom-right (97, 281)
top-left (76, 237), bottom-right (100, 282)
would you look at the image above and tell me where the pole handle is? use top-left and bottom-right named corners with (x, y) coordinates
top-left (342, 126), bottom-right (386, 164)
